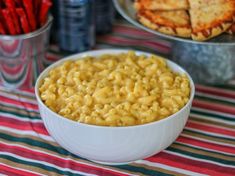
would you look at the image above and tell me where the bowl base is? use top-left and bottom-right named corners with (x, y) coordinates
top-left (90, 159), bottom-right (134, 165)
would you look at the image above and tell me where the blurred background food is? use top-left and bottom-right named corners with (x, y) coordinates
top-left (134, 0), bottom-right (235, 41)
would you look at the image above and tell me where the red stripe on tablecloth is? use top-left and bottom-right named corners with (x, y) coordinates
top-left (177, 136), bottom-right (235, 154)
top-left (147, 152), bottom-right (235, 176)
top-left (0, 115), bottom-right (48, 135)
top-left (0, 95), bottom-right (38, 110)
top-left (113, 36), bottom-right (170, 52)
top-left (98, 35), bottom-right (170, 53)
top-left (196, 85), bottom-right (235, 99)
top-left (192, 99), bottom-right (235, 115)
top-left (0, 163), bottom-right (40, 176)
top-left (0, 143), bottom-right (130, 176)
top-left (113, 25), bottom-right (158, 37)
top-left (186, 121), bottom-right (235, 137)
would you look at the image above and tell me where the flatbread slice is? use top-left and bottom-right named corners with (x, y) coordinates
top-left (190, 2), bottom-right (235, 41)
top-left (137, 10), bottom-right (191, 38)
top-left (188, 0), bottom-right (234, 8)
top-left (134, 0), bottom-right (189, 10)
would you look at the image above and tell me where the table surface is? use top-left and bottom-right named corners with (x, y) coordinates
top-left (1, 19), bottom-right (235, 176)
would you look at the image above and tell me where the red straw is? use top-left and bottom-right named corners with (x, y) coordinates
top-left (0, 21), bottom-right (6, 34)
top-left (39, 0), bottom-right (52, 27)
top-left (22, 0), bottom-right (37, 30)
top-left (5, 0), bottom-right (21, 34)
top-left (16, 8), bottom-right (31, 33)
top-left (2, 9), bottom-right (16, 35)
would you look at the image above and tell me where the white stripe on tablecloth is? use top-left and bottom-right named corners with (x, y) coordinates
top-left (0, 126), bottom-right (54, 142)
top-left (0, 151), bottom-right (98, 176)
top-left (135, 160), bottom-right (208, 176)
top-left (164, 150), bottom-right (235, 169)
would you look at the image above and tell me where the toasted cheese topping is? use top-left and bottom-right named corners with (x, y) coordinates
top-left (190, 1), bottom-right (235, 40)
top-left (135, 0), bottom-right (189, 10)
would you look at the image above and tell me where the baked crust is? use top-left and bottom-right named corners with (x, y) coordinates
top-left (137, 10), bottom-right (191, 38)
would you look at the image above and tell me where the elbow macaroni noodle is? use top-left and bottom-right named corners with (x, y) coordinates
top-left (39, 51), bottom-right (190, 126)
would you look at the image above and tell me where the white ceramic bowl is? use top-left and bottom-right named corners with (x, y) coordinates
top-left (35, 49), bottom-right (195, 165)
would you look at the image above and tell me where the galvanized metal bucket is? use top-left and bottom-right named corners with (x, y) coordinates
top-left (171, 42), bottom-right (235, 84)
top-left (0, 16), bottom-right (53, 90)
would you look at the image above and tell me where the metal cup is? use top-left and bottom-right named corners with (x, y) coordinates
top-left (0, 16), bottom-right (53, 90)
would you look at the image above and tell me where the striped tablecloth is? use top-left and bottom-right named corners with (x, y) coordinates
top-left (1, 19), bottom-right (235, 176)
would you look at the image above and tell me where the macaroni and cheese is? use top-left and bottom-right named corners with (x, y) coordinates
top-left (39, 51), bottom-right (190, 126)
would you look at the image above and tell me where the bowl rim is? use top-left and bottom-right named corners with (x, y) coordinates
top-left (35, 49), bottom-right (195, 129)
